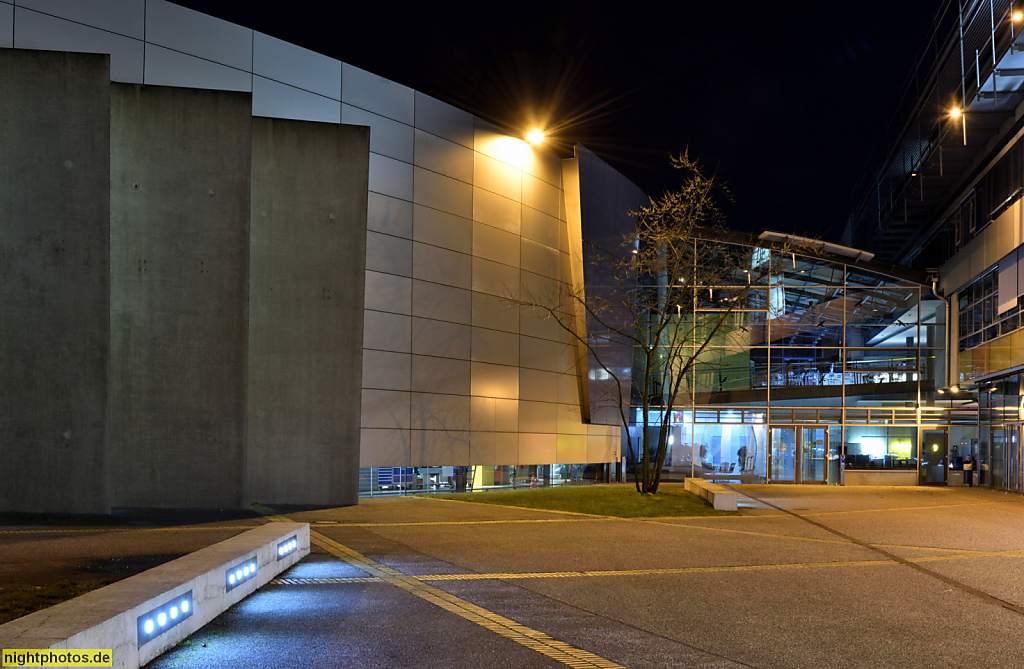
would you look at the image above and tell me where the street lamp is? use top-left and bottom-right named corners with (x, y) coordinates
top-left (525, 129), bottom-right (545, 145)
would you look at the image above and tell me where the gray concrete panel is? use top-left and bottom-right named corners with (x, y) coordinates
top-left (109, 84), bottom-right (251, 509)
top-left (0, 50), bottom-right (111, 514)
top-left (246, 117), bottom-right (369, 507)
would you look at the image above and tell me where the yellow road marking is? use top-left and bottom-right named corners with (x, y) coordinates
top-left (309, 531), bottom-right (626, 669)
top-left (415, 550), bottom-right (1024, 580)
top-left (639, 517), bottom-right (854, 545)
top-left (800, 500), bottom-right (1016, 518)
top-left (874, 542), bottom-right (996, 554)
top-left (418, 495), bottom-right (615, 519)
top-left (270, 514), bottom-right (626, 666)
top-left (310, 518), bottom-right (608, 528)
top-left (0, 525), bottom-right (259, 535)
top-left (912, 548), bottom-right (1024, 562)
top-left (414, 559), bottom-right (892, 580)
top-left (271, 546), bottom-right (1024, 587)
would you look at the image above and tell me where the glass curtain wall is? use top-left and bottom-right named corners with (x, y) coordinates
top-left (654, 242), bottom-right (948, 483)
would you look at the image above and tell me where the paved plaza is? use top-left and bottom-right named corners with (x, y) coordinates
top-left (139, 484), bottom-right (1024, 668)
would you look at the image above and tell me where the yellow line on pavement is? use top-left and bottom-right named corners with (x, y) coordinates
top-left (271, 547), bottom-right (1024, 587)
top-left (415, 559), bottom-right (893, 582)
top-left (912, 548), bottom-right (1024, 562)
top-left (310, 518), bottom-right (608, 528)
top-left (0, 525), bottom-right (259, 535)
top-left (319, 515), bottom-right (860, 548)
top-left (309, 531), bottom-right (626, 669)
top-left (800, 500), bottom-right (1013, 518)
top-left (414, 549), bottom-right (1024, 582)
top-left (873, 542), bottom-right (992, 554)
top-left (268, 513), bottom-right (624, 667)
top-left (640, 518), bottom-right (854, 545)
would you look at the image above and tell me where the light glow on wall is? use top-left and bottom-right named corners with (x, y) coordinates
top-left (479, 135), bottom-right (528, 169)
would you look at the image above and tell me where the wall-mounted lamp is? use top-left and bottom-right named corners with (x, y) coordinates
top-left (525, 129), bottom-right (545, 145)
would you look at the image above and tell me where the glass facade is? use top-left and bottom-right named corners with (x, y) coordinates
top-left (358, 464), bottom-right (607, 496)
top-left (637, 241), bottom-right (964, 485)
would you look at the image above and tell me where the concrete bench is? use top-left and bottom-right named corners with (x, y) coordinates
top-left (0, 521), bottom-right (308, 669)
top-left (684, 477), bottom-right (738, 511)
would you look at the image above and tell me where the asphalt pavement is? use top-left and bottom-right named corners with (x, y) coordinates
top-left (137, 484), bottom-right (1024, 669)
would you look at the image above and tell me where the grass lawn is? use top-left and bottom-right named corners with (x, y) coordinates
top-left (0, 581), bottom-right (115, 625)
top-left (431, 483), bottom-right (736, 518)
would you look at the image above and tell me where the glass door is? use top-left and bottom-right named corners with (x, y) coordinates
top-left (991, 427), bottom-right (1005, 490)
top-left (770, 427), bottom-right (796, 482)
top-left (801, 427), bottom-right (827, 483)
top-left (769, 427), bottom-right (829, 483)
top-left (920, 429), bottom-right (946, 484)
top-left (1007, 424), bottom-right (1022, 494)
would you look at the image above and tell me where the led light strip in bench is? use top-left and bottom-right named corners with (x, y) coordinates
top-left (225, 557), bottom-right (258, 591)
top-left (277, 535), bottom-right (298, 560)
top-left (137, 591), bottom-right (193, 647)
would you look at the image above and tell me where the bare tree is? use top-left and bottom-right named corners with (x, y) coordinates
top-left (517, 152), bottom-right (794, 494)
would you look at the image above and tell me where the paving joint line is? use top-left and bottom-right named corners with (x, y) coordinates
top-left (730, 487), bottom-right (1024, 617)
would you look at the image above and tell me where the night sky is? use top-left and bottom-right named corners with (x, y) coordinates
top-left (175, 0), bottom-right (945, 242)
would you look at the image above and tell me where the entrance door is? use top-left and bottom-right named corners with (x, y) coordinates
top-left (991, 427), bottom-right (1005, 489)
top-left (920, 429), bottom-right (946, 484)
top-left (770, 427), bottom-right (828, 483)
top-left (770, 428), bottom-right (796, 482)
top-left (1007, 424), bottom-right (1022, 494)
top-left (801, 427), bottom-right (827, 484)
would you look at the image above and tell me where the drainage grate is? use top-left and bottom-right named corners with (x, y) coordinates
top-left (271, 576), bottom-right (380, 585)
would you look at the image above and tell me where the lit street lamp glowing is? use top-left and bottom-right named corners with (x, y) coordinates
top-left (525, 129), bottom-right (545, 145)
top-left (1014, 10), bottom-right (1023, 21)
top-left (950, 107), bottom-right (961, 119)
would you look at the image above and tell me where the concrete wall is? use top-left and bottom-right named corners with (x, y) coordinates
top-left (247, 118), bottom-right (369, 506)
top-left (844, 470), bottom-right (919, 486)
top-left (1, 0), bottom-right (630, 503)
top-left (939, 200), bottom-right (1022, 295)
top-left (0, 50), bottom-right (111, 514)
top-left (109, 85), bottom-right (252, 509)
